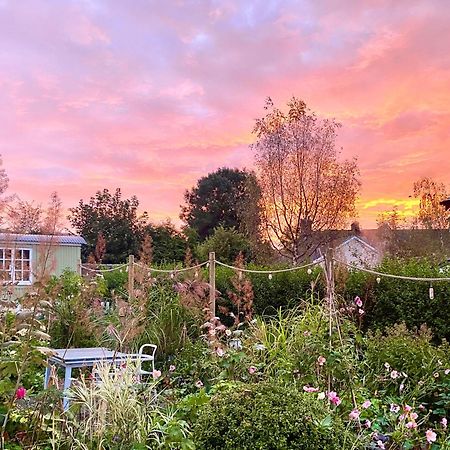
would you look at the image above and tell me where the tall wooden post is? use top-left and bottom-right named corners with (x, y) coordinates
top-left (77, 258), bottom-right (82, 276)
top-left (209, 252), bottom-right (216, 318)
top-left (128, 255), bottom-right (135, 302)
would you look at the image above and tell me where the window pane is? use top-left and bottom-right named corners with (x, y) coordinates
top-left (22, 249), bottom-right (30, 260)
top-left (15, 249), bottom-right (22, 259)
top-left (5, 249), bottom-right (11, 260)
top-left (22, 270), bottom-right (30, 282)
top-left (0, 249), bottom-right (4, 259)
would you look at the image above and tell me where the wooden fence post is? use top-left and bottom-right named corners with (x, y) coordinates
top-left (128, 255), bottom-right (135, 301)
top-left (209, 252), bottom-right (216, 318)
top-left (77, 258), bottom-right (82, 276)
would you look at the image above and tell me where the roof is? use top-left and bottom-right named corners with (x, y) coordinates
top-left (335, 235), bottom-right (379, 253)
top-left (0, 233), bottom-right (86, 246)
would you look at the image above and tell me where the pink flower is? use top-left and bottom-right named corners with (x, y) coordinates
top-left (399, 414), bottom-right (406, 421)
top-left (410, 412), bottom-right (418, 420)
top-left (216, 347), bottom-right (225, 357)
top-left (358, 309), bottom-right (365, 315)
top-left (317, 356), bottom-right (326, 366)
top-left (404, 404), bottom-right (412, 412)
top-left (152, 369), bottom-right (162, 380)
top-left (303, 330), bottom-right (311, 336)
top-left (390, 404), bottom-right (400, 413)
top-left (406, 421), bottom-right (417, 429)
top-left (303, 385), bottom-right (319, 393)
top-left (355, 296), bottom-right (363, 307)
top-left (362, 400), bottom-right (371, 409)
top-left (441, 417), bottom-right (447, 429)
top-left (317, 392), bottom-right (325, 400)
top-left (195, 380), bottom-right (204, 388)
top-left (349, 409), bottom-right (360, 420)
top-left (445, 369), bottom-right (450, 375)
top-left (327, 391), bottom-right (341, 406)
top-left (15, 387), bottom-right (26, 400)
top-left (169, 365), bottom-right (176, 372)
top-left (376, 440), bottom-right (385, 449)
top-left (364, 419), bottom-right (372, 428)
top-left (426, 429), bottom-right (437, 443)
top-left (390, 370), bottom-right (399, 379)
top-left (248, 366), bottom-right (257, 374)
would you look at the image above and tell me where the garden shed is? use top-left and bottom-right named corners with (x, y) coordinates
top-left (0, 233), bottom-right (86, 299)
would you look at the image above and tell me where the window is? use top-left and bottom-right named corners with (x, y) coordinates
top-left (0, 248), bottom-right (32, 285)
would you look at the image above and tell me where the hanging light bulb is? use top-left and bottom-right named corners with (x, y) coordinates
top-left (170, 272), bottom-right (175, 279)
top-left (429, 285), bottom-right (434, 300)
top-left (268, 273), bottom-right (273, 280)
top-left (194, 270), bottom-right (199, 278)
top-left (307, 268), bottom-right (312, 275)
top-left (376, 277), bottom-right (381, 284)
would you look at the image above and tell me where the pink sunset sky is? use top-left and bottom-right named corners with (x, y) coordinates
top-left (0, 0), bottom-right (449, 229)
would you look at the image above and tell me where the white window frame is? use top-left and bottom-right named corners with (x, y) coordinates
top-left (0, 247), bottom-right (33, 286)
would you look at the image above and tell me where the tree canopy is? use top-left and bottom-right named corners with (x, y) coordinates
top-left (69, 188), bottom-right (148, 263)
top-left (180, 168), bottom-right (261, 240)
top-left (252, 97), bottom-right (360, 264)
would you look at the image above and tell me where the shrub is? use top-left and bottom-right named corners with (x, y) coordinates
top-left (363, 323), bottom-right (450, 392)
top-left (215, 265), bottom-right (324, 315)
top-left (134, 285), bottom-right (201, 359)
top-left (197, 227), bottom-right (251, 264)
top-left (342, 258), bottom-right (450, 342)
top-left (192, 381), bottom-right (348, 450)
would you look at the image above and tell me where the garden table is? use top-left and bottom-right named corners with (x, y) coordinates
top-left (44, 347), bottom-right (154, 410)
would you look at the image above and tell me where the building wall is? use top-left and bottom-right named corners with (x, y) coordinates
top-left (335, 239), bottom-right (381, 268)
top-left (1, 242), bottom-right (81, 301)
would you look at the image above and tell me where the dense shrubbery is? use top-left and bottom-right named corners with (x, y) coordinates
top-left (193, 382), bottom-right (347, 450)
top-left (3, 257), bottom-right (450, 449)
top-left (216, 258), bottom-right (450, 341)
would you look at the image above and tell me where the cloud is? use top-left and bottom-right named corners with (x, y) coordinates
top-left (0, 0), bottom-right (448, 229)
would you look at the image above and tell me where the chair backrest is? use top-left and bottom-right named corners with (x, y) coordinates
top-left (138, 344), bottom-right (157, 359)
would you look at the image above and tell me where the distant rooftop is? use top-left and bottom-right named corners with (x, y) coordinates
top-left (0, 233), bottom-right (86, 246)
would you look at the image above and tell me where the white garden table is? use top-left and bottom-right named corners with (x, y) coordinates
top-left (44, 347), bottom-right (153, 410)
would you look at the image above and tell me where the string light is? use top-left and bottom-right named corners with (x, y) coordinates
top-left (429, 285), bottom-right (434, 300)
top-left (170, 272), bottom-right (175, 279)
top-left (268, 273), bottom-right (273, 280)
top-left (194, 270), bottom-right (199, 278)
top-left (307, 268), bottom-right (312, 275)
top-left (376, 277), bottom-right (381, 284)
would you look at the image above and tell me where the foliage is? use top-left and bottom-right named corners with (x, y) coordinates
top-left (215, 264), bottom-right (324, 315)
top-left (134, 285), bottom-right (200, 358)
top-left (47, 270), bottom-right (102, 348)
top-left (252, 97), bottom-right (360, 264)
top-left (69, 187), bottom-right (148, 263)
top-left (61, 363), bottom-right (194, 449)
top-left (192, 381), bottom-right (347, 449)
top-left (197, 226), bottom-right (252, 264)
top-left (145, 221), bottom-right (187, 263)
top-left (180, 167), bottom-right (261, 240)
top-left (342, 258), bottom-right (450, 342)
top-left (412, 177), bottom-right (448, 229)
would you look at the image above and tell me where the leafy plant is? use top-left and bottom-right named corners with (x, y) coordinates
top-left (192, 381), bottom-right (348, 449)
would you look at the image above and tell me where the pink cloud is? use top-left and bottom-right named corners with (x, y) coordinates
top-left (0, 0), bottom-right (448, 230)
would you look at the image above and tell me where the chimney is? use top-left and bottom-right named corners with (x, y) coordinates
top-left (351, 221), bottom-right (361, 235)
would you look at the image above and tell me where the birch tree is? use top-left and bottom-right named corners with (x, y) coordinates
top-left (252, 97), bottom-right (360, 264)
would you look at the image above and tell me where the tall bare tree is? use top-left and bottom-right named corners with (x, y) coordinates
top-left (412, 177), bottom-right (448, 229)
top-left (252, 97), bottom-right (360, 264)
